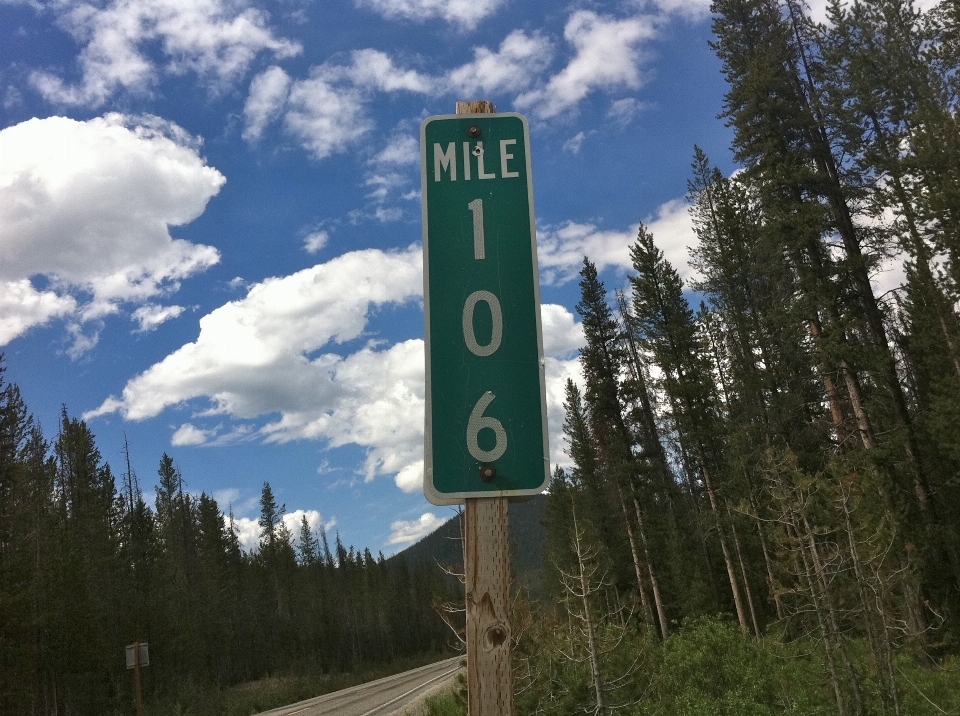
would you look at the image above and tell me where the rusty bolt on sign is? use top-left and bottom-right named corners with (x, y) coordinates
top-left (467, 125), bottom-right (481, 138)
top-left (479, 465), bottom-right (497, 482)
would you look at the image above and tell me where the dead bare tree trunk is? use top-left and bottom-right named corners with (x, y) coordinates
top-left (729, 506), bottom-right (760, 636)
top-left (614, 481), bottom-right (656, 633)
top-left (838, 480), bottom-right (903, 715)
top-left (787, 516), bottom-right (850, 716)
top-left (800, 513), bottom-right (866, 715)
top-left (700, 458), bottom-right (750, 632)
top-left (756, 510), bottom-right (785, 621)
top-left (633, 496), bottom-right (670, 640)
top-left (567, 502), bottom-right (607, 716)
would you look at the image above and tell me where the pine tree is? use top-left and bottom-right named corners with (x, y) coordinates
top-left (0, 360), bottom-right (457, 709)
top-left (258, 481), bottom-right (284, 553)
top-left (298, 513), bottom-right (320, 565)
top-left (258, 481), bottom-right (297, 635)
top-left (574, 260), bottom-right (674, 635)
top-left (629, 224), bottom-right (753, 632)
top-left (0, 361), bottom-right (41, 712)
top-left (195, 492), bottom-right (234, 680)
top-left (688, 148), bottom-right (832, 624)
top-left (688, 147), bottom-right (826, 464)
top-left (51, 410), bottom-right (125, 712)
top-left (817, 0), bottom-right (960, 611)
top-left (710, 0), bottom-right (960, 641)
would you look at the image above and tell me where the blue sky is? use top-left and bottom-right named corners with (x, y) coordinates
top-left (0, 0), bottom-right (811, 553)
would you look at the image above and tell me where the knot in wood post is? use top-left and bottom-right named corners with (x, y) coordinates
top-left (456, 98), bottom-right (512, 716)
top-left (465, 496), bottom-right (512, 716)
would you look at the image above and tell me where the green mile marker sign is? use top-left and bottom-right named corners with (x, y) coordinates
top-left (420, 112), bottom-right (549, 504)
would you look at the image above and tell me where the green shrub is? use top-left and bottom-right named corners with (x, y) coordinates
top-left (637, 616), bottom-right (835, 716)
top-left (424, 688), bottom-right (467, 716)
top-left (897, 654), bottom-right (960, 715)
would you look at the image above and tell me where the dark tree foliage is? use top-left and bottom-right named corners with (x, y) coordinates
top-left (0, 357), bottom-right (455, 715)
top-left (531, 3), bottom-right (960, 714)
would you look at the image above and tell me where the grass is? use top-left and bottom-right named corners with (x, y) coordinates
top-left (423, 683), bottom-right (467, 716)
top-left (422, 669), bottom-right (466, 716)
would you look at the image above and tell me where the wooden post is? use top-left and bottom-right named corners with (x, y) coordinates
top-left (465, 497), bottom-right (512, 716)
top-left (458, 99), bottom-right (512, 716)
top-left (133, 641), bottom-right (144, 716)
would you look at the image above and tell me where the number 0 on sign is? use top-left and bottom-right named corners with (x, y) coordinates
top-left (421, 112), bottom-right (549, 504)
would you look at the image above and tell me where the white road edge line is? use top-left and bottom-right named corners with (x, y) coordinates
top-left (358, 665), bottom-right (461, 716)
top-left (272, 658), bottom-right (460, 716)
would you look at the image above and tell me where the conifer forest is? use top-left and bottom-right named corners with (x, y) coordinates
top-left (515, 0), bottom-right (960, 713)
top-left (0, 378), bottom-right (455, 714)
top-left (4, 0), bottom-right (960, 714)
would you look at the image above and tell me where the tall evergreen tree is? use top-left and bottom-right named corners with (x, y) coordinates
top-left (574, 260), bottom-right (676, 635)
top-left (51, 410), bottom-right (125, 712)
top-left (712, 0), bottom-right (959, 636)
top-left (629, 224), bottom-right (753, 632)
top-left (298, 514), bottom-right (320, 565)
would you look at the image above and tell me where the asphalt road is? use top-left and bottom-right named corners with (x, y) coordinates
top-left (252, 656), bottom-right (462, 716)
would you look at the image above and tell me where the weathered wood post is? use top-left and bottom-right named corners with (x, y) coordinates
top-left (457, 100), bottom-right (513, 716)
top-left (133, 641), bottom-right (145, 716)
top-left (423, 97), bottom-right (547, 714)
top-left (465, 495), bottom-right (512, 715)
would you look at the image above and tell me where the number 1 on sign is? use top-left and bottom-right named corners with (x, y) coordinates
top-left (468, 199), bottom-right (485, 260)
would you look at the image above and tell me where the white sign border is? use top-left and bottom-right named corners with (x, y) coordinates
top-left (421, 112), bottom-right (550, 505)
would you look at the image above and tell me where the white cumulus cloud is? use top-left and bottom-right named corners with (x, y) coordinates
top-left (447, 30), bottom-right (553, 96)
top-left (344, 49), bottom-right (436, 93)
top-left (231, 516), bottom-right (262, 552)
top-left (243, 65), bottom-right (292, 142)
top-left (608, 97), bottom-right (645, 126)
top-left (386, 512), bottom-right (447, 546)
top-left (545, 355), bottom-right (584, 468)
top-left (355, 132), bottom-right (421, 220)
top-left (538, 221), bottom-right (634, 285)
top-left (83, 242), bottom-right (585, 493)
top-left (85, 245), bottom-right (424, 422)
top-left (241, 13), bottom-right (654, 162)
top-left (0, 281), bottom-right (76, 346)
top-left (247, 51), bottom-right (435, 160)
top-left (284, 508), bottom-right (324, 541)
top-left (647, 198), bottom-right (699, 281)
top-left (0, 114), bottom-right (222, 351)
top-left (538, 197), bottom-right (696, 284)
top-left (257, 338), bottom-right (426, 484)
top-left (355, 0), bottom-right (505, 30)
top-left (303, 230), bottom-right (329, 254)
top-left (517, 11), bottom-right (656, 119)
top-left (540, 303), bottom-right (584, 357)
top-left (230, 510), bottom-right (325, 553)
top-left (563, 131), bottom-right (587, 154)
top-left (171, 422), bottom-right (218, 446)
top-left (395, 460), bottom-right (424, 492)
top-left (32, 0), bottom-right (300, 107)
top-left (283, 70), bottom-right (374, 160)
top-left (540, 304), bottom-right (586, 469)
top-left (373, 135), bottom-right (420, 166)
top-left (132, 304), bottom-right (185, 332)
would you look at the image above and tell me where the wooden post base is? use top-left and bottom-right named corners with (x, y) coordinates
top-left (465, 497), bottom-right (512, 716)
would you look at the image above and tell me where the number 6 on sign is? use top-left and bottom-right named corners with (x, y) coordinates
top-left (467, 391), bottom-right (507, 462)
